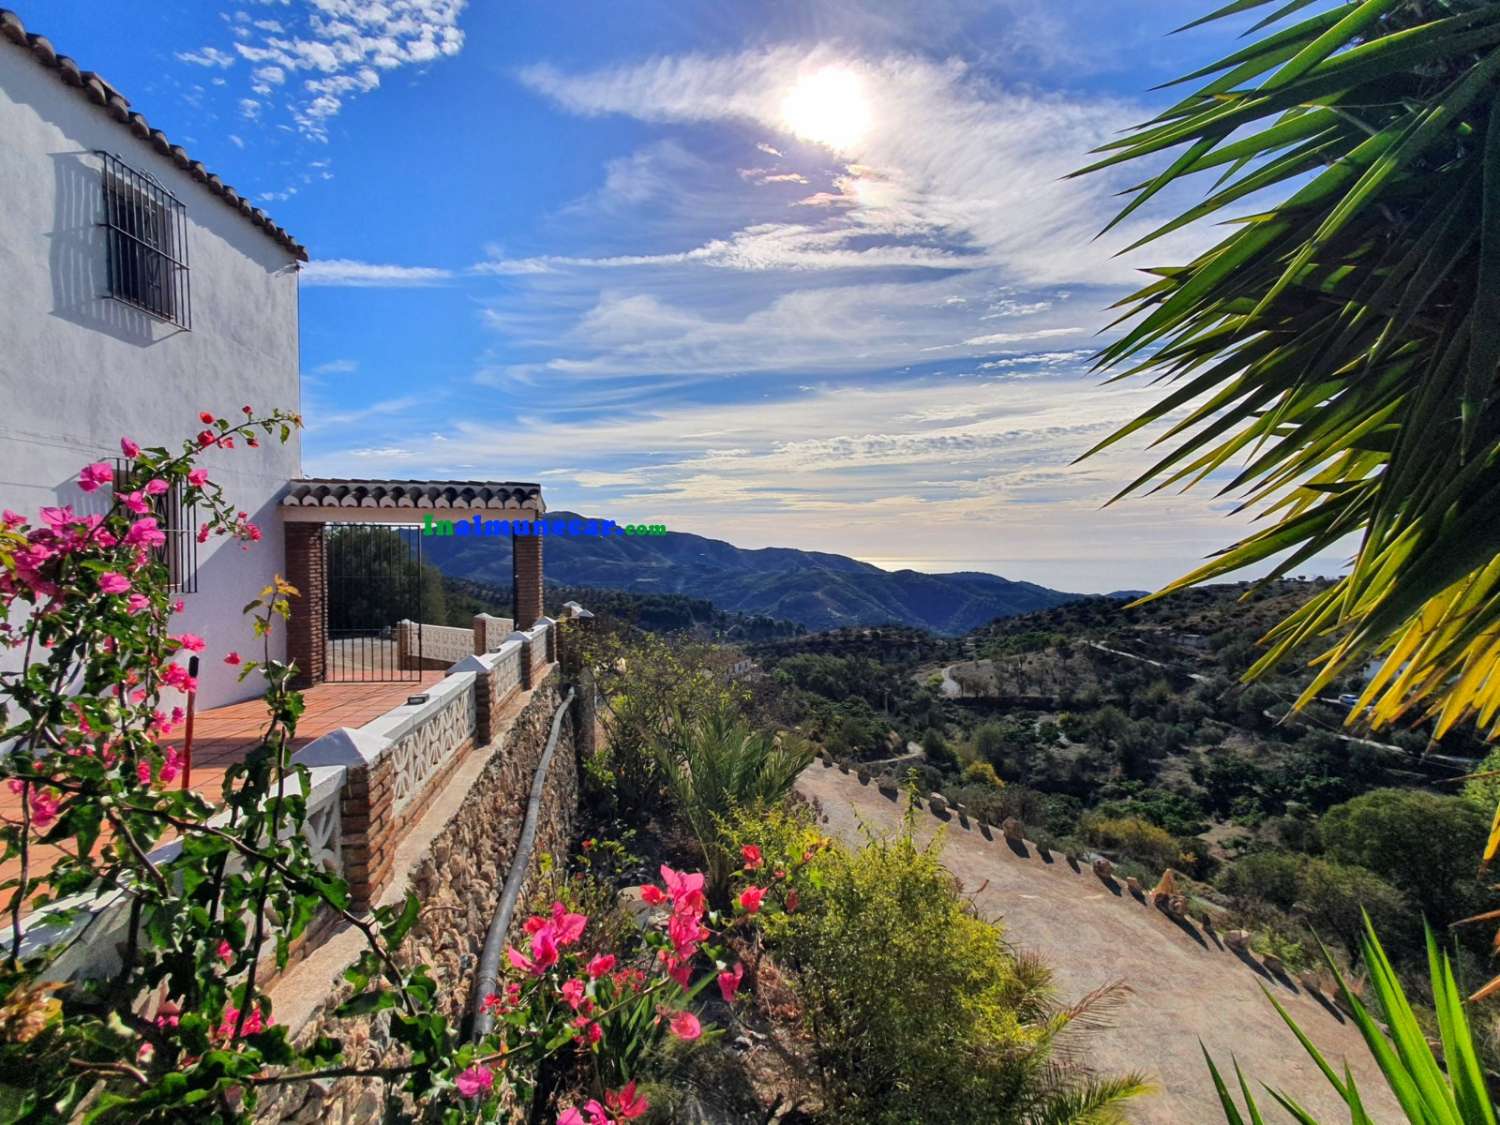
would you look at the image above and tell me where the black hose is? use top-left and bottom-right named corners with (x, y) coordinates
top-left (467, 686), bottom-right (575, 1040)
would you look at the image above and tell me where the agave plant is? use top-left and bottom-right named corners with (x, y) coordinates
top-left (1077, 1), bottom-right (1500, 742)
top-left (1206, 917), bottom-right (1494, 1123)
top-left (656, 704), bottom-right (815, 896)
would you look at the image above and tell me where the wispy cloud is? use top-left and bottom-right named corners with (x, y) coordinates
top-left (300, 259), bottom-right (453, 287)
top-left (177, 46), bottom-right (237, 68)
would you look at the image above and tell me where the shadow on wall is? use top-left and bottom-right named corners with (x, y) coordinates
top-left (48, 149), bottom-right (173, 348)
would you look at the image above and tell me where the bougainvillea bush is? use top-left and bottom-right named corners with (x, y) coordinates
top-left (0, 414), bottom-right (720, 1123)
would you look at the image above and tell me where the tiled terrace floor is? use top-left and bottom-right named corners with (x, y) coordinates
top-left (1, 672), bottom-right (445, 906)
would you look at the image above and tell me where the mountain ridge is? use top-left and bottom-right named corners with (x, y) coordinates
top-left (420, 512), bottom-right (1082, 634)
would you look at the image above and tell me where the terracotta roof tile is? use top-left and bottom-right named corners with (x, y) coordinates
top-left (0, 8), bottom-right (307, 262)
top-left (282, 479), bottom-right (545, 513)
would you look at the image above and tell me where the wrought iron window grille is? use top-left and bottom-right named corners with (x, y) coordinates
top-left (113, 463), bottom-right (200, 594)
top-left (97, 151), bottom-right (191, 330)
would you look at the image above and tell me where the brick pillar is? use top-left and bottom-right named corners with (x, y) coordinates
top-left (519, 633), bottom-right (535, 692)
top-left (474, 667), bottom-right (495, 746)
top-left (338, 758), bottom-right (395, 911)
top-left (513, 531), bottom-right (543, 628)
top-left (285, 522), bottom-right (326, 689)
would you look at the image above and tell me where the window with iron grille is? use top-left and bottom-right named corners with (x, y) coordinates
top-left (98, 152), bottom-right (191, 330)
top-left (113, 464), bottom-right (200, 594)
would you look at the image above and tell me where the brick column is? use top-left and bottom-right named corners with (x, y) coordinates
top-left (284, 522), bottom-right (326, 689)
top-left (339, 757), bottom-right (395, 910)
top-left (513, 531), bottom-right (543, 628)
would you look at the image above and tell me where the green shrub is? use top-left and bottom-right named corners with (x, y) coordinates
top-left (1319, 788), bottom-right (1488, 926)
top-left (1081, 815), bottom-right (1185, 875)
top-left (1220, 851), bottom-right (1302, 911)
top-left (922, 728), bottom-right (957, 770)
top-left (961, 760), bottom-right (1004, 790)
top-left (773, 813), bottom-right (1149, 1123)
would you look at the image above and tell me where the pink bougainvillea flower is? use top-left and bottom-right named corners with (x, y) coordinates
top-left (586, 953), bottom-right (616, 979)
top-left (571, 1014), bottom-right (602, 1044)
top-left (786, 889), bottom-right (800, 913)
top-left (195, 430), bottom-right (215, 448)
top-left (186, 468), bottom-right (209, 487)
top-left (2, 509), bottom-right (24, 528)
top-left (247, 436), bottom-right (260, 448)
top-left (124, 517), bottom-right (165, 549)
top-left (549, 901), bottom-right (587, 946)
top-left (217, 939), bottom-right (233, 964)
top-left (661, 865), bottom-right (705, 905)
top-left (507, 924), bottom-right (560, 976)
top-left (174, 633), bottom-right (206, 653)
top-left (606, 1081), bottom-right (649, 1120)
top-left (639, 884), bottom-right (666, 906)
top-left (738, 886), bottom-right (766, 915)
top-left (480, 992), bottom-right (506, 1015)
top-left (216, 1006), bottom-right (267, 1039)
top-left (557, 1106), bottom-right (610, 1125)
top-left (718, 963), bottom-right (744, 1003)
top-left (144, 478), bottom-right (168, 496)
top-left (119, 437), bottom-right (140, 458)
top-left (455, 1064), bottom-right (494, 1099)
top-left (126, 593), bottom-right (150, 613)
top-left (30, 789), bottom-right (59, 829)
top-left (668, 1010), bottom-right (702, 1041)
top-left (198, 411), bottom-right (215, 424)
top-left (77, 462), bottom-right (113, 493)
top-left (121, 491), bottom-right (149, 515)
top-left (242, 404), bottom-right (253, 415)
top-left (136, 760), bottom-right (152, 785)
top-left (98, 572), bottom-right (130, 595)
top-left (741, 844), bottom-right (763, 870)
top-left (161, 664), bottom-right (196, 693)
top-left (560, 977), bottom-right (586, 1011)
top-left (196, 525), bottom-right (211, 544)
top-left (660, 953), bottom-right (692, 988)
top-left (224, 651), bottom-right (241, 666)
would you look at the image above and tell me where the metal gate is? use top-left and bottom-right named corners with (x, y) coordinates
top-left (324, 523), bottom-right (425, 682)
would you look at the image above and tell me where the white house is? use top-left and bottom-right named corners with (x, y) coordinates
top-left (0, 9), bottom-right (549, 710)
top-left (0, 11), bottom-right (305, 709)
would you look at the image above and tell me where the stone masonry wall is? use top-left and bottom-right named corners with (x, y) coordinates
top-left (256, 677), bottom-right (579, 1124)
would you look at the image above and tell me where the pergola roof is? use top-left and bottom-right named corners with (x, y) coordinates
top-left (282, 479), bottom-right (544, 514)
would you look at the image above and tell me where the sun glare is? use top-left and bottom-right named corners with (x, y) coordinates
top-left (780, 66), bottom-right (872, 152)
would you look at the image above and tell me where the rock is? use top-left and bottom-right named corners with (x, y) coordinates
top-left (1125, 875), bottom-right (1144, 895)
top-left (1167, 894), bottom-right (1189, 917)
top-left (1091, 857), bottom-right (1113, 879)
top-left (928, 792), bottom-right (947, 814)
top-left (1001, 817), bottom-right (1024, 841)
top-left (1224, 929), bottom-right (1253, 953)
top-left (1298, 970), bottom-right (1322, 993)
top-left (1262, 953), bottom-right (1284, 975)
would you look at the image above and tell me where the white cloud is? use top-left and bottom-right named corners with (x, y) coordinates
top-left (176, 46), bottom-right (236, 68)
top-left (300, 259), bottom-right (453, 287)
top-left (311, 358), bottom-right (359, 375)
top-left (181, 0), bottom-right (467, 140)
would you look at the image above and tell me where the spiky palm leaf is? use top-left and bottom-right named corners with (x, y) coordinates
top-left (1206, 917), bottom-right (1497, 1123)
top-left (1077, 0), bottom-right (1500, 749)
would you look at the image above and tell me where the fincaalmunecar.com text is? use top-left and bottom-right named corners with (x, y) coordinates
top-left (421, 514), bottom-right (667, 538)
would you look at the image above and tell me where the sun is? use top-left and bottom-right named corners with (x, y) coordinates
top-left (780, 66), bottom-right (872, 153)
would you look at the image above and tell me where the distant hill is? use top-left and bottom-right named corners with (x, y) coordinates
top-left (419, 513), bottom-right (1081, 634)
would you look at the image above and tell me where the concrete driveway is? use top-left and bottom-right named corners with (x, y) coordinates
top-left (796, 763), bottom-right (1405, 1124)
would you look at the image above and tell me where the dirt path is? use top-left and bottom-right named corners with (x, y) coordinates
top-left (796, 763), bottom-right (1404, 1124)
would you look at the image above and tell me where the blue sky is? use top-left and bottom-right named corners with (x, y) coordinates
top-left (20, 0), bottom-right (1351, 592)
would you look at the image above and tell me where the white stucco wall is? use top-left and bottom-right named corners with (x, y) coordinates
top-left (0, 48), bottom-right (302, 709)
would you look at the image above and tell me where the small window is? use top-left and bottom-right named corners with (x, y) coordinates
top-left (98, 152), bottom-right (190, 330)
top-left (113, 464), bottom-right (200, 594)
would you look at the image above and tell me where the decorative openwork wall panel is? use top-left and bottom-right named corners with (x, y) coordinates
top-left (389, 684), bottom-right (476, 814)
